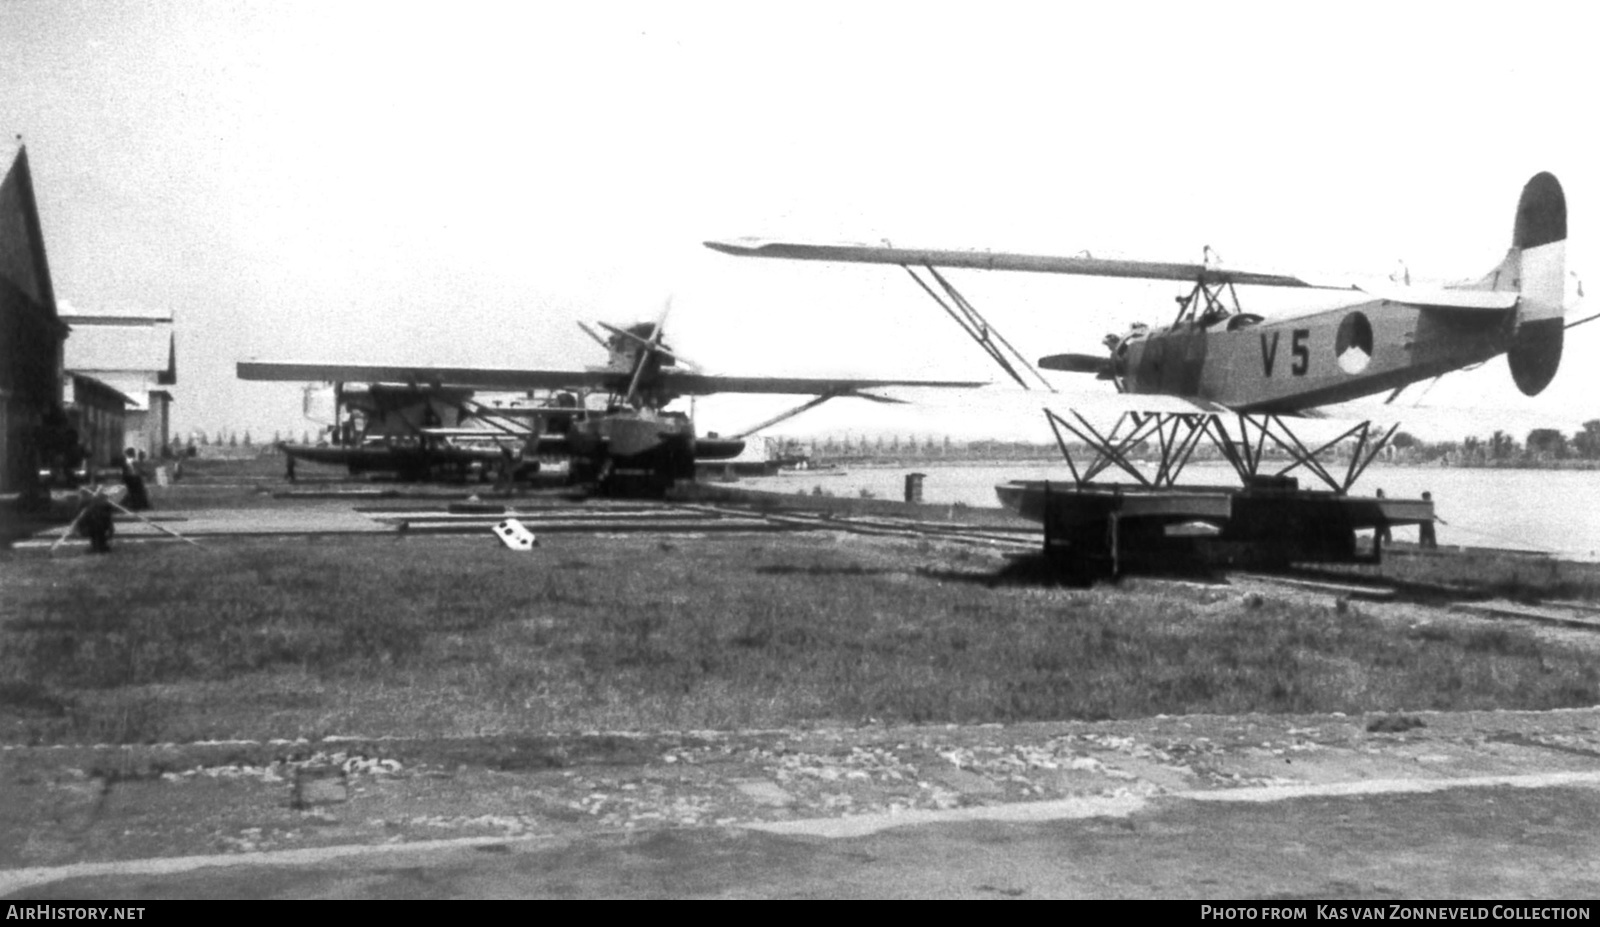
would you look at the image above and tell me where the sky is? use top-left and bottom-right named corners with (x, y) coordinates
top-left (3, 0), bottom-right (1598, 444)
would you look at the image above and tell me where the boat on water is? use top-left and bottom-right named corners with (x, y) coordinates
top-left (777, 462), bottom-right (845, 475)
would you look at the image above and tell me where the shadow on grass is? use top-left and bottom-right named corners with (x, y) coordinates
top-left (0, 680), bottom-right (72, 718)
top-left (1313, 550), bottom-right (1600, 604)
top-left (1288, 564), bottom-right (1591, 609)
top-left (917, 553), bottom-right (1228, 589)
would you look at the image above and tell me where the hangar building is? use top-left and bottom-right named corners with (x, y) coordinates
top-left (0, 145), bottom-right (66, 495)
top-left (60, 307), bottom-right (176, 458)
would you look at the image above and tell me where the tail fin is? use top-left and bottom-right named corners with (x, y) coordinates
top-left (1498, 173), bottom-right (1567, 394)
top-left (1452, 172), bottom-right (1561, 393)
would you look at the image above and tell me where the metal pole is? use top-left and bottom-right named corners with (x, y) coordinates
top-left (49, 492), bottom-right (96, 555)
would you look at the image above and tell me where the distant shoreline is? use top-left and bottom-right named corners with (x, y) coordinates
top-left (804, 457), bottom-right (1600, 472)
top-left (190, 444), bottom-right (1600, 472)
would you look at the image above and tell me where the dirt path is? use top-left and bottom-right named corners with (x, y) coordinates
top-left (5, 708), bottom-right (1599, 898)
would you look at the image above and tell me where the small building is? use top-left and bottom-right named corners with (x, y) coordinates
top-left (60, 373), bottom-right (132, 473)
top-left (59, 307), bottom-right (177, 458)
top-left (0, 145), bottom-right (67, 495)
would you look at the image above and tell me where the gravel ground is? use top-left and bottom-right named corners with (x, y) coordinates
top-left (4, 707), bottom-right (1600, 897)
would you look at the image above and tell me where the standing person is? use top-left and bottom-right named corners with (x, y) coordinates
top-left (120, 449), bottom-right (151, 511)
top-left (1419, 491), bottom-right (1438, 548)
top-left (497, 444), bottom-right (516, 491)
top-left (1374, 488), bottom-right (1392, 546)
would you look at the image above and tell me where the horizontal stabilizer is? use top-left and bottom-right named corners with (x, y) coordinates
top-left (706, 238), bottom-right (1350, 289)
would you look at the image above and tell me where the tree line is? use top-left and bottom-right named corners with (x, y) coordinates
top-left (804, 421), bottom-right (1600, 466)
top-left (1391, 421), bottom-right (1600, 465)
top-left (174, 421), bottom-right (1600, 466)
top-left (178, 430), bottom-right (314, 449)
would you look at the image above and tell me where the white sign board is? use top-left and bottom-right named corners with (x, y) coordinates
top-left (493, 518), bottom-right (537, 551)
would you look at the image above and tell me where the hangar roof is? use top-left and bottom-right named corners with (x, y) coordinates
top-left (63, 324), bottom-right (176, 385)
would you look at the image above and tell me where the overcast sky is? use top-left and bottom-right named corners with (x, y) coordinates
top-left (3, 1), bottom-right (1597, 442)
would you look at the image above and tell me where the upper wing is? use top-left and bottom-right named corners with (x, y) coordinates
top-left (657, 371), bottom-right (988, 396)
top-left (708, 240), bottom-right (1529, 312)
top-left (240, 361), bottom-right (987, 397)
top-left (705, 238), bottom-right (1348, 289)
top-left (238, 361), bottom-right (616, 391)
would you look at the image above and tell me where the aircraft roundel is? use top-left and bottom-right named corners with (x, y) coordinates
top-left (1335, 311), bottom-right (1374, 374)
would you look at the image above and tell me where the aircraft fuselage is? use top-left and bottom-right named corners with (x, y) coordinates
top-left (1122, 300), bottom-right (1513, 412)
top-left (564, 408), bottom-right (745, 494)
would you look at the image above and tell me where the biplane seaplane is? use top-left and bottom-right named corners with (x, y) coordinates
top-left (708, 172), bottom-right (1581, 574)
top-left (238, 309), bottom-right (985, 494)
top-left (263, 380), bottom-right (571, 482)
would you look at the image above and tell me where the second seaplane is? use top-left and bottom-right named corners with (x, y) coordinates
top-left (708, 172), bottom-right (1583, 574)
top-left (238, 306), bottom-right (986, 495)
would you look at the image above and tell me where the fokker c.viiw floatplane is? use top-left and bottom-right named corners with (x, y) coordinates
top-left (238, 306), bottom-right (986, 494)
top-left (708, 172), bottom-right (1583, 576)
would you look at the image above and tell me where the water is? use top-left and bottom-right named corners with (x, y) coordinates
top-left (738, 462), bottom-right (1600, 561)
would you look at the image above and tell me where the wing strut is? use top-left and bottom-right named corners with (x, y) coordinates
top-left (727, 387), bottom-right (905, 440)
top-left (729, 391), bottom-right (843, 440)
top-left (901, 264), bottom-right (1056, 392)
top-left (453, 397), bottom-right (537, 440)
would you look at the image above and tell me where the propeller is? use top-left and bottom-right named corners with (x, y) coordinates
top-left (577, 321), bottom-right (611, 350)
top-left (1039, 328), bottom-right (1132, 385)
top-left (623, 297), bottom-right (674, 406)
top-left (596, 319), bottom-right (703, 371)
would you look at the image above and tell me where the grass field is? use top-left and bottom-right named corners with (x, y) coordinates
top-left (4, 525), bottom-right (1598, 745)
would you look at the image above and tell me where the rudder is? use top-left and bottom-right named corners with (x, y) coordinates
top-left (1508, 172), bottom-right (1566, 395)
